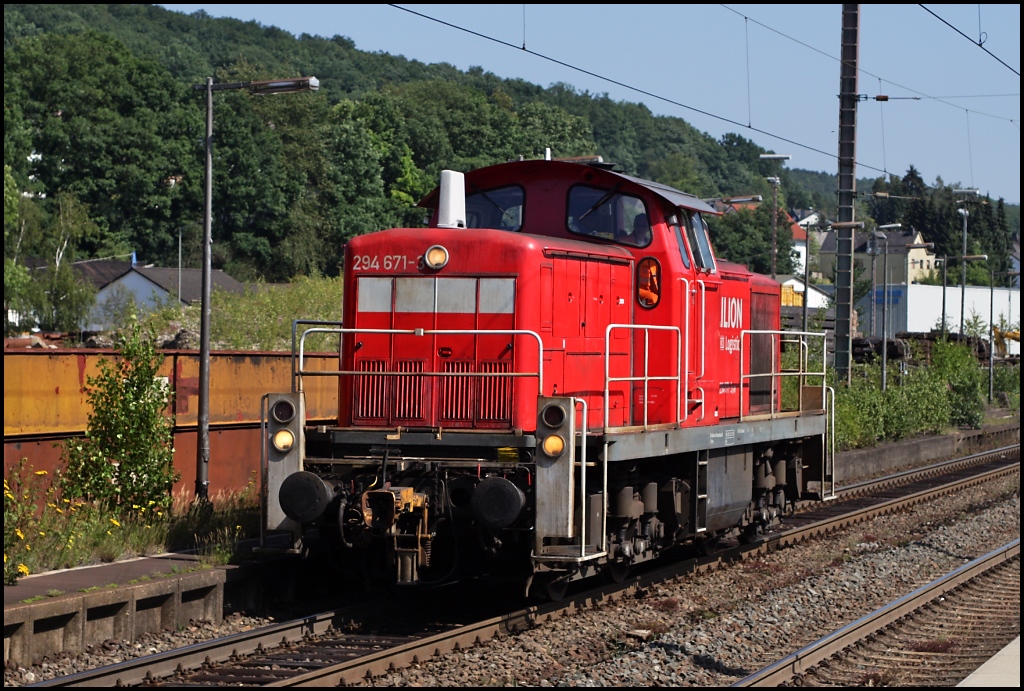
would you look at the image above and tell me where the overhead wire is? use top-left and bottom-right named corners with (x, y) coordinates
top-left (389, 4), bottom-right (868, 172)
top-left (720, 4), bottom-right (1017, 126)
top-left (918, 4), bottom-right (1020, 77)
top-left (389, 4), bottom-right (1017, 182)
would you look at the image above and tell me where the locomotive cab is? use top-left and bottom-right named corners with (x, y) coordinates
top-left (260, 159), bottom-right (832, 597)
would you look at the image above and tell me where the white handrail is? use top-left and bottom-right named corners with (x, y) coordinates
top-left (738, 329), bottom-right (828, 421)
top-left (696, 279), bottom-right (707, 379)
top-left (573, 396), bottom-right (588, 559)
top-left (678, 277), bottom-right (690, 422)
top-left (296, 326), bottom-right (545, 394)
top-left (603, 323), bottom-right (682, 431)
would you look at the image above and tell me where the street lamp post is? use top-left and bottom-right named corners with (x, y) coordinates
top-left (989, 270), bottom-right (1021, 402)
top-left (191, 76), bottom-right (319, 502)
top-left (879, 235), bottom-right (889, 391)
top-left (953, 189), bottom-right (980, 335)
top-left (759, 154), bottom-right (791, 279)
top-left (874, 224), bottom-right (902, 339)
top-left (940, 255), bottom-right (948, 338)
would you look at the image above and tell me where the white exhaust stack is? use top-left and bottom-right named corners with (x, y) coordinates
top-left (436, 170), bottom-right (466, 228)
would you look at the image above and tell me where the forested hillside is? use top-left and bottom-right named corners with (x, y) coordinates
top-left (4, 4), bottom-right (1017, 332)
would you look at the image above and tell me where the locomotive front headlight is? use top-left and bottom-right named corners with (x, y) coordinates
top-left (272, 429), bottom-right (295, 452)
top-left (424, 245), bottom-right (449, 270)
top-left (541, 434), bottom-right (566, 457)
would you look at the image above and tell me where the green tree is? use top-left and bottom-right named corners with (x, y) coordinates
top-left (3, 165), bottom-right (32, 334)
top-left (4, 30), bottom-right (200, 264)
top-left (706, 204), bottom-right (795, 275)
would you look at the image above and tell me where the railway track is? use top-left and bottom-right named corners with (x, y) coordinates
top-left (30, 443), bottom-right (1019, 688)
top-left (733, 539), bottom-right (1020, 687)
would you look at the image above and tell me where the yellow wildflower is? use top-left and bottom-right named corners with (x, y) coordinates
top-left (106, 530), bottom-right (112, 536)
top-left (15, 528), bottom-right (24, 540)
top-left (18, 564), bottom-right (29, 575)
top-left (25, 544), bottom-right (31, 551)
top-left (56, 508), bottom-right (64, 515)
top-left (38, 531), bottom-right (45, 537)
top-left (110, 518), bottom-right (121, 528)
top-left (148, 500), bottom-right (156, 506)
top-left (3, 553), bottom-right (6, 563)
top-left (48, 502), bottom-right (57, 508)
top-left (34, 470), bottom-right (48, 476)
top-left (132, 504), bottom-right (141, 510)
top-left (145, 525), bottom-right (151, 530)
top-left (63, 498), bottom-right (71, 504)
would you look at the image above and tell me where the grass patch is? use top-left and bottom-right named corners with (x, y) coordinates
top-left (5, 461), bottom-right (259, 583)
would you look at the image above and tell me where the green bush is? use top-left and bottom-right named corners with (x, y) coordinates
top-left (60, 318), bottom-right (179, 511)
top-left (830, 339), bottom-right (983, 450)
top-left (930, 339), bottom-right (985, 429)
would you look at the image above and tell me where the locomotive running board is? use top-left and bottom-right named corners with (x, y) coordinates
top-left (601, 414), bottom-right (828, 463)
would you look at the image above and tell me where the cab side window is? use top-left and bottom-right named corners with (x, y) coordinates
top-left (668, 213), bottom-right (691, 270)
top-left (567, 185), bottom-right (650, 247)
top-left (687, 211), bottom-right (716, 272)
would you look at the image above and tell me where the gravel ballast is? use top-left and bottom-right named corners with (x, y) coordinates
top-left (368, 474), bottom-right (1020, 687)
top-left (4, 474), bottom-right (1018, 687)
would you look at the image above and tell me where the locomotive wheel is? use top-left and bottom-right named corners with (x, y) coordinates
top-left (544, 577), bottom-right (569, 602)
top-left (697, 535), bottom-right (721, 556)
top-left (603, 560), bottom-right (633, 584)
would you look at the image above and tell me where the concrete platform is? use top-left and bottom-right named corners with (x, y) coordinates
top-left (957, 637), bottom-right (1020, 687)
top-left (4, 553), bottom-right (225, 667)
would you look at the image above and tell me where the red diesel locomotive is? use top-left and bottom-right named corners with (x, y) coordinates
top-left (261, 158), bottom-right (832, 598)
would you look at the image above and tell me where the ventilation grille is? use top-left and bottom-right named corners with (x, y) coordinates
top-left (392, 360), bottom-right (424, 420)
top-left (478, 360), bottom-right (512, 422)
top-left (354, 359), bottom-right (388, 420)
top-left (439, 361), bottom-right (474, 422)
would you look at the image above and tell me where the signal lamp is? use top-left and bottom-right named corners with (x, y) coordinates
top-left (424, 245), bottom-right (449, 269)
top-left (541, 434), bottom-right (566, 457)
top-left (272, 429), bottom-right (295, 452)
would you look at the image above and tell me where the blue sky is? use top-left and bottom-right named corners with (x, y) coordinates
top-left (161, 4), bottom-right (1020, 204)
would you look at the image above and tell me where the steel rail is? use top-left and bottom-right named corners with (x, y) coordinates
top-left (30, 444), bottom-right (1019, 688)
top-left (26, 602), bottom-right (383, 688)
top-left (833, 443), bottom-right (1021, 499)
top-left (770, 446), bottom-right (1019, 549)
top-left (731, 539), bottom-right (1021, 687)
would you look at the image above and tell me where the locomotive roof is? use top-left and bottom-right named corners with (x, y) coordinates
top-left (418, 160), bottom-right (718, 216)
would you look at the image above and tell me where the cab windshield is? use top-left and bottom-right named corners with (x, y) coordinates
top-left (465, 185), bottom-right (524, 231)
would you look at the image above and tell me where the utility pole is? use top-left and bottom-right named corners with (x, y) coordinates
top-left (834, 4), bottom-right (860, 383)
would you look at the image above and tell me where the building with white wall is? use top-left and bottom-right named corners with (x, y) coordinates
top-left (858, 283), bottom-right (1020, 355)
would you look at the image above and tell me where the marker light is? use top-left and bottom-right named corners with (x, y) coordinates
top-left (272, 429), bottom-right (295, 452)
top-left (272, 399), bottom-right (296, 423)
top-left (541, 404), bottom-right (566, 427)
top-left (541, 434), bottom-right (566, 457)
top-left (424, 245), bottom-right (449, 269)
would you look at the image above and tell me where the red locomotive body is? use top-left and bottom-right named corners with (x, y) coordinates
top-left (263, 159), bottom-right (831, 597)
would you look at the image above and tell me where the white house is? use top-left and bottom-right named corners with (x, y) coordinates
top-left (76, 259), bottom-right (247, 332)
top-left (778, 276), bottom-right (832, 309)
